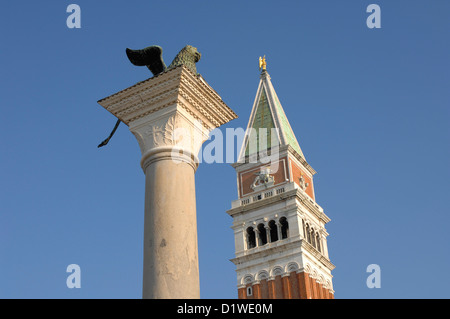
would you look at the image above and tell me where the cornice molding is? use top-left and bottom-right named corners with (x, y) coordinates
top-left (231, 237), bottom-right (335, 272)
top-left (295, 189), bottom-right (331, 224)
top-left (301, 240), bottom-right (335, 271)
top-left (287, 145), bottom-right (316, 176)
top-left (230, 238), bottom-right (302, 266)
top-left (98, 65), bottom-right (237, 130)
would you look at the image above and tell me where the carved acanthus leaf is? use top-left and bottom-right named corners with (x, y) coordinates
top-left (145, 116), bottom-right (176, 147)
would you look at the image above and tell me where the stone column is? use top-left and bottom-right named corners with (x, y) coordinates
top-left (276, 221), bottom-right (282, 241)
top-left (265, 225), bottom-right (270, 244)
top-left (98, 65), bottom-right (237, 298)
top-left (254, 227), bottom-right (260, 247)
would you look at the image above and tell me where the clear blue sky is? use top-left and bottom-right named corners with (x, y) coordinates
top-left (1, 1), bottom-right (449, 299)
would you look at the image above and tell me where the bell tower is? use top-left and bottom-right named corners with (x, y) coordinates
top-left (227, 62), bottom-right (335, 299)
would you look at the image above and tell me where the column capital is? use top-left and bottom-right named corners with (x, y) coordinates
top-left (98, 65), bottom-right (237, 169)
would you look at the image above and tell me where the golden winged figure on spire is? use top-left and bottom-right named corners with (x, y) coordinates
top-left (259, 55), bottom-right (267, 71)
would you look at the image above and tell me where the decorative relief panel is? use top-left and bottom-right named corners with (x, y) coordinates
top-left (239, 157), bottom-right (287, 198)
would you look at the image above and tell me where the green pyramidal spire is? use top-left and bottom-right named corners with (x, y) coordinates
top-left (241, 69), bottom-right (304, 159)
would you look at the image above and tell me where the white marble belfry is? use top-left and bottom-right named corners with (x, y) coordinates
top-left (98, 65), bottom-right (237, 298)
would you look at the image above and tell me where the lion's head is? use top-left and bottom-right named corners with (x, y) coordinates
top-left (168, 45), bottom-right (201, 74)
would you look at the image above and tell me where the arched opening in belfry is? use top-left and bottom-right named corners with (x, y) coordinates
top-left (257, 223), bottom-right (267, 246)
top-left (268, 220), bottom-right (278, 242)
top-left (246, 227), bottom-right (256, 249)
top-left (280, 217), bottom-right (289, 239)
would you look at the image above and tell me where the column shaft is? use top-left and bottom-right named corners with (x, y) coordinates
top-left (142, 151), bottom-right (200, 299)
